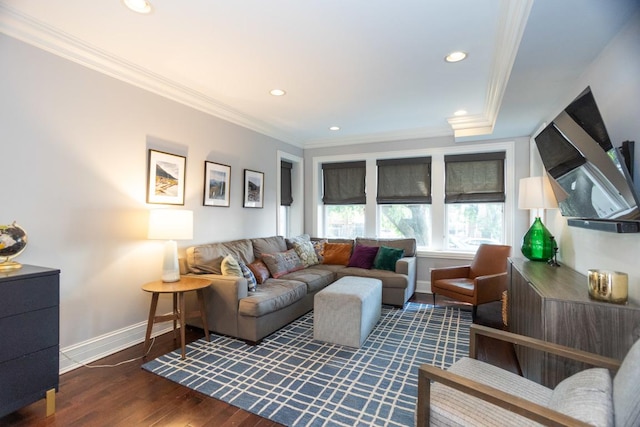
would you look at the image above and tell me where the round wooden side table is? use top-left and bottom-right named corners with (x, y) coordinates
top-left (142, 276), bottom-right (211, 359)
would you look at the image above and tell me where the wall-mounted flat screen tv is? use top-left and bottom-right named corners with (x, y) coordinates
top-left (534, 87), bottom-right (640, 230)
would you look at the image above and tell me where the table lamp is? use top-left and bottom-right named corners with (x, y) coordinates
top-left (518, 176), bottom-right (558, 262)
top-left (148, 209), bottom-right (193, 282)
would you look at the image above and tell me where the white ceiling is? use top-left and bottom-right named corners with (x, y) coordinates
top-left (1, 0), bottom-right (638, 148)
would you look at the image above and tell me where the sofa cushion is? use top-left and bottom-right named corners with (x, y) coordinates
top-left (187, 239), bottom-right (254, 273)
top-left (252, 236), bottom-right (287, 259)
top-left (293, 241), bottom-right (320, 267)
top-left (322, 242), bottom-right (353, 265)
top-left (373, 246), bottom-right (405, 271)
top-left (262, 249), bottom-right (305, 279)
top-left (238, 280), bottom-right (307, 317)
top-left (248, 259), bottom-right (270, 284)
top-left (550, 368), bottom-right (613, 427)
top-left (239, 261), bottom-right (258, 292)
top-left (337, 267), bottom-right (409, 289)
top-left (347, 244), bottom-right (379, 269)
top-left (279, 267), bottom-right (335, 293)
top-left (221, 254), bottom-right (242, 277)
top-left (356, 237), bottom-right (416, 257)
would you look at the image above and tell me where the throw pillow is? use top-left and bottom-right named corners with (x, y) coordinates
top-left (311, 239), bottom-right (327, 262)
top-left (322, 242), bottom-right (353, 266)
top-left (262, 249), bottom-right (305, 279)
top-left (347, 244), bottom-right (379, 269)
top-left (373, 246), bottom-right (405, 271)
top-left (191, 256), bottom-right (224, 274)
top-left (285, 234), bottom-right (311, 249)
top-left (248, 259), bottom-right (270, 284)
top-left (239, 261), bottom-right (258, 292)
top-left (221, 254), bottom-right (242, 277)
top-left (293, 241), bottom-right (320, 267)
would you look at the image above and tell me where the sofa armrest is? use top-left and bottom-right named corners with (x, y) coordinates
top-left (395, 256), bottom-right (415, 275)
top-left (417, 364), bottom-right (592, 427)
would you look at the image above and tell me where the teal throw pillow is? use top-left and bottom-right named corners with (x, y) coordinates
top-left (373, 246), bottom-right (405, 271)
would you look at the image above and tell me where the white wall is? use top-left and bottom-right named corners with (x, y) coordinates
top-left (541, 13), bottom-right (640, 305)
top-left (0, 34), bottom-right (302, 370)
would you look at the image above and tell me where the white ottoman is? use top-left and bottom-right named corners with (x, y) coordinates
top-left (313, 276), bottom-right (382, 348)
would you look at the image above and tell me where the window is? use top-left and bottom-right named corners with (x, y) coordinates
top-left (279, 161), bottom-right (293, 237)
top-left (444, 152), bottom-right (506, 250)
top-left (377, 157), bottom-right (432, 246)
top-left (322, 161), bottom-right (366, 238)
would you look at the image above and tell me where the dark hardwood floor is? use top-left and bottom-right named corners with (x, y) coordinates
top-left (1, 293), bottom-right (519, 427)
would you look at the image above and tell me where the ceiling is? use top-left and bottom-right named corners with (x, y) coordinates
top-left (1, 0), bottom-right (638, 148)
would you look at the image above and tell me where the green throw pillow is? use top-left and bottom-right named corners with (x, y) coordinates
top-left (373, 246), bottom-right (404, 271)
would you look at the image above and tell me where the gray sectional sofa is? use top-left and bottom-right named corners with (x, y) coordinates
top-left (182, 235), bottom-right (416, 344)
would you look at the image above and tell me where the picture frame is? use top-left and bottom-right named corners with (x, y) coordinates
top-left (243, 169), bottom-right (264, 208)
top-left (146, 149), bottom-right (186, 205)
top-left (203, 161), bottom-right (231, 207)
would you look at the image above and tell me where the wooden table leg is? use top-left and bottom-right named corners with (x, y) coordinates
top-left (172, 293), bottom-right (178, 341)
top-left (178, 291), bottom-right (187, 359)
top-left (197, 289), bottom-right (211, 342)
top-left (143, 292), bottom-right (159, 356)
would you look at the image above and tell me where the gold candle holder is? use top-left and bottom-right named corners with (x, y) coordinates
top-left (587, 269), bottom-right (628, 304)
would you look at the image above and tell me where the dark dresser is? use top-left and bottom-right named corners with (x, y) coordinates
top-left (508, 257), bottom-right (640, 388)
top-left (0, 265), bottom-right (60, 417)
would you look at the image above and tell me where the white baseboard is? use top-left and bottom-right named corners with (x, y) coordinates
top-left (416, 279), bottom-right (431, 294)
top-left (59, 316), bottom-right (173, 374)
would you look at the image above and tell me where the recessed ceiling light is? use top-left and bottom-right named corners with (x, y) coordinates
top-left (454, 109), bottom-right (468, 116)
top-left (329, 126), bottom-right (340, 131)
top-left (270, 89), bottom-right (286, 96)
top-left (445, 51), bottom-right (467, 63)
top-left (123, 0), bottom-right (152, 14)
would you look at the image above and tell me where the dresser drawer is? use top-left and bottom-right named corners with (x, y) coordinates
top-left (0, 346), bottom-right (59, 418)
top-left (0, 273), bottom-right (59, 318)
top-left (0, 306), bottom-right (59, 364)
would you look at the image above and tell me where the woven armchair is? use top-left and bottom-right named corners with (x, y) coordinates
top-left (417, 324), bottom-right (640, 426)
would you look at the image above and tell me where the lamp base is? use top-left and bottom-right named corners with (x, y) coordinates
top-left (161, 240), bottom-right (180, 283)
top-left (521, 217), bottom-right (555, 262)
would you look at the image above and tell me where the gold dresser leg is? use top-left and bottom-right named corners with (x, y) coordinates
top-left (46, 388), bottom-right (56, 416)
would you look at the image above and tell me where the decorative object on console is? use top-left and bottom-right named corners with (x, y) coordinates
top-left (0, 221), bottom-right (27, 271)
top-left (148, 209), bottom-right (193, 282)
top-left (587, 269), bottom-right (628, 304)
top-left (518, 176), bottom-right (558, 262)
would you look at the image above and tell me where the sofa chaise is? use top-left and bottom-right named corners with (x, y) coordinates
top-left (181, 235), bottom-right (416, 344)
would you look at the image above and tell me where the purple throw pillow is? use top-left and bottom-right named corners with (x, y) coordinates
top-left (347, 245), bottom-right (379, 269)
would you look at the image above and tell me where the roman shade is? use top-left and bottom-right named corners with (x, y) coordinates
top-left (322, 161), bottom-right (366, 205)
top-left (377, 157), bottom-right (432, 204)
top-left (281, 161), bottom-right (293, 206)
top-left (445, 152), bottom-right (505, 203)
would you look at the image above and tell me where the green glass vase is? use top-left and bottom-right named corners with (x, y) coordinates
top-left (521, 217), bottom-right (555, 261)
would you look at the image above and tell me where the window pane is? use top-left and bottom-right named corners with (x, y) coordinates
top-left (324, 205), bottom-right (365, 238)
top-left (446, 203), bottom-right (504, 251)
top-left (279, 205), bottom-right (289, 237)
top-left (379, 204), bottom-right (431, 247)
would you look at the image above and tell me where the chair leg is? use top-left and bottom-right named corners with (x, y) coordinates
top-left (432, 293), bottom-right (436, 306)
top-left (472, 305), bottom-right (478, 321)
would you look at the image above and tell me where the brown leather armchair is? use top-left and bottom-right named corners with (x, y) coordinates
top-left (430, 244), bottom-right (511, 319)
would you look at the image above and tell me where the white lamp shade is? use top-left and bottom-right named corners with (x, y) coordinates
top-left (518, 175), bottom-right (558, 210)
top-left (148, 209), bottom-right (193, 240)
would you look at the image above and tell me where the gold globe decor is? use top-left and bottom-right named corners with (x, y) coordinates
top-left (0, 222), bottom-right (28, 271)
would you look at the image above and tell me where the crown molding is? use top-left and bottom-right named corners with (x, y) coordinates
top-left (303, 125), bottom-right (453, 150)
top-left (448, 0), bottom-right (534, 139)
top-left (0, 4), bottom-right (302, 147)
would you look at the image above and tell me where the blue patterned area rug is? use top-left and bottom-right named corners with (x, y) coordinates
top-left (142, 303), bottom-right (471, 427)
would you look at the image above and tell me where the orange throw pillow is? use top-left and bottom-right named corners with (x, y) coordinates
top-left (322, 242), bottom-right (353, 265)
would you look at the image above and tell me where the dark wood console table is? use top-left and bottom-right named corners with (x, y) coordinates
top-left (508, 257), bottom-right (640, 388)
top-left (0, 265), bottom-right (60, 418)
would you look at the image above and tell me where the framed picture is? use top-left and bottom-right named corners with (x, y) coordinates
top-left (243, 169), bottom-right (264, 208)
top-left (203, 161), bottom-right (231, 207)
top-left (146, 149), bottom-right (186, 205)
